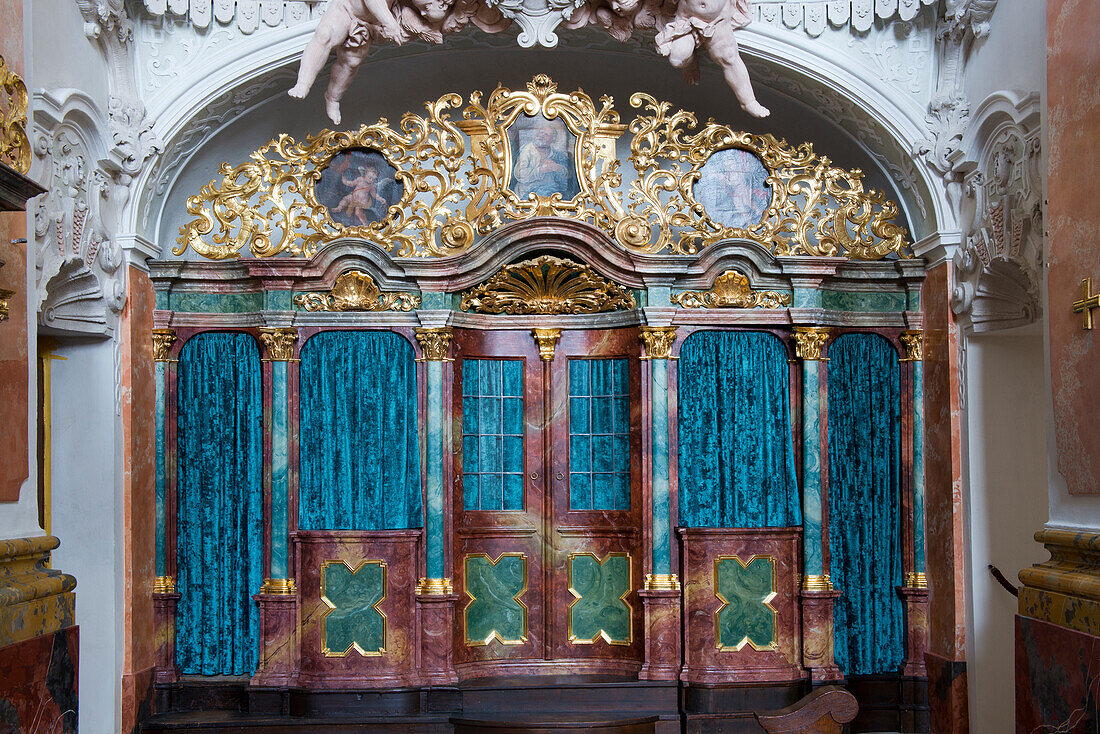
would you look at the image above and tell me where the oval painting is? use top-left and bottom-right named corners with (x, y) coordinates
top-left (317, 149), bottom-right (402, 228)
top-left (694, 148), bottom-right (771, 229)
top-left (508, 115), bottom-right (581, 201)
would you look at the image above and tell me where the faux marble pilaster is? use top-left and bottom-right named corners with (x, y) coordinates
top-left (912, 360), bottom-right (926, 576)
top-left (800, 359), bottom-right (824, 578)
top-left (415, 326), bottom-right (453, 593)
top-left (417, 591), bottom-right (460, 685)
top-left (650, 357), bottom-right (671, 577)
top-left (800, 588), bottom-right (843, 683)
top-left (154, 361), bottom-right (166, 578)
top-left (259, 327), bottom-right (298, 593)
top-left (900, 586), bottom-right (929, 677)
top-left (638, 589), bottom-right (681, 681)
top-left (153, 592), bottom-right (180, 684)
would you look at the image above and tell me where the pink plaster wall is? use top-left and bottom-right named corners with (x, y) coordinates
top-left (1047, 0), bottom-right (1100, 495)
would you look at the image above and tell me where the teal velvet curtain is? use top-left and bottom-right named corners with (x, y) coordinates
top-left (569, 359), bottom-right (631, 511)
top-left (462, 359), bottom-right (525, 511)
top-left (176, 332), bottom-right (264, 676)
top-left (827, 333), bottom-right (904, 676)
top-left (299, 331), bottom-right (422, 530)
top-left (677, 330), bottom-right (801, 528)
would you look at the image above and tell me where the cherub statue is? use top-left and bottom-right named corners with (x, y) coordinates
top-left (290, 0), bottom-right (509, 126)
top-left (653, 0), bottom-right (770, 117)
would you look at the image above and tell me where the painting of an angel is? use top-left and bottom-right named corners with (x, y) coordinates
top-left (694, 148), bottom-right (771, 228)
top-left (317, 149), bottom-right (402, 227)
top-left (508, 116), bottom-right (581, 201)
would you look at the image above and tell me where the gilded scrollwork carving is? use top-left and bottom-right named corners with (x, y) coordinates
top-left (0, 54), bottom-right (30, 174)
top-left (175, 77), bottom-right (911, 262)
top-left (460, 255), bottom-right (636, 315)
top-left (672, 270), bottom-right (791, 310)
top-left (294, 270), bottom-right (420, 312)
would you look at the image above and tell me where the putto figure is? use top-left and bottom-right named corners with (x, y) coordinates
top-left (654, 0), bottom-right (770, 117)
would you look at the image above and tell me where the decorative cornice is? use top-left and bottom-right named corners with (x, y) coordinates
top-left (294, 270), bottom-right (420, 312)
top-left (792, 327), bottom-right (830, 361)
top-left (639, 326), bottom-right (678, 360)
top-left (0, 54), bottom-right (30, 175)
top-left (415, 327), bottom-right (454, 362)
top-left (532, 328), bottom-right (561, 362)
top-left (672, 270), bottom-right (791, 310)
top-left (258, 327), bottom-right (298, 361)
top-left (900, 330), bottom-right (923, 362)
top-left (151, 328), bottom-right (177, 362)
top-left (461, 256), bottom-right (636, 315)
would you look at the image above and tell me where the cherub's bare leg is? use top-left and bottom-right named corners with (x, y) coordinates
top-left (682, 53), bottom-right (700, 85)
top-left (323, 43), bottom-right (372, 125)
top-left (664, 34), bottom-right (698, 77)
top-left (706, 27), bottom-right (769, 118)
top-left (289, 2), bottom-right (354, 99)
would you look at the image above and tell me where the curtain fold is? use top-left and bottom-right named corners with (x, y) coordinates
top-left (299, 331), bottom-right (423, 530)
top-left (677, 330), bottom-right (801, 528)
top-left (827, 333), bottom-right (904, 676)
top-left (176, 332), bottom-right (264, 676)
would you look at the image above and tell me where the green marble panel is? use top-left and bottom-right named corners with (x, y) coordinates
top-left (569, 553), bottom-right (631, 645)
top-left (464, 554), bottom-right (527, 645)
top-left (155, 290), bottom-right (170, 311)
top-left (321, 560), bottom-right (386, 656)
top-left (169, 291), bottom-right (264, 314)
top-left (821, 290), bottom-right (907, 313)
top-left (715, 555), bottom-right (777, 651)
top-left (264, 290), bottom-right (295, 311)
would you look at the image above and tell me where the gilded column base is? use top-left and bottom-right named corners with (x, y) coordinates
top-left (416, 590), bottom-right (460, 685)
top-left (898, 585), bottom-right (929, 677)
top-left (259, 578), bottom-right (297, 595)
top-left (644, 573), bottom-right (681, 591)
top-left (800, 588), bottom-right (843, 683)
top-left (153, 575), bottom-right (176, 594)
top-left (252, 589), bottom-right (299, 687)
top-left (802, 574), bottom-right (833, 591)
top-left (638, 588), bottom-right (681, 680)
top-left (416, 577), bottom-right (454, 595)
top-left (905, 571), bottom-right (928, 589)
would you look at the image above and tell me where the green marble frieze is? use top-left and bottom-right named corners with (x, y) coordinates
top-left (569, 553), bottom-right (632, 645)
top-left (464, 554), bottom-right (527, 645)
top-left (320, 559), bottom-right (386, 656)
top-left (715, 555), bottom-right (778, 651)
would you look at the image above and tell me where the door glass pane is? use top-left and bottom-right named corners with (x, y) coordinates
top-left (569, 358), bottom-right (630, 510)
top-left (463, 359), bottom-right (524, 511)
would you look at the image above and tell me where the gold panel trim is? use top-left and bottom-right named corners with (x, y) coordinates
top-left (294, 270), bottom-right (419, 312)
top-left (0, 54), bottom-right (30, 174)
top-left (416, 577), bottom-right (454, 595)
top-left (639, 326), bottom-right (678, 360)
top-left (532, 328), bottom-right (561, 361)
top-left (672, 271), bottom-right (791, 310)
top-left (567, 552), bottom-right (633, 646)
top-left (259, 328), bottom-right (299, 361)
top-left (320, 559), bottom-right (387, 658)
top-left (643, 573), bottom-right (681, 591)
top-left (174, 76), bottom-right (911, 261)
top-left (415, 327), bottom-right (454, 362)
top-left (1072, 277), bottom-right (1099, 330)
top-left (463, 552), bottom-right (529, 647)
top-left (461, 256), bottom-right (636, 315)
top-left (792, 327), bottom-right (830, 361)
top-left (260, 577), bottom-right (297, 595)
top-left (715, 554), bottom-right (779, 652)
top-left (152, 329), bottom-right (177, 362)
top-left (802, 574), bottom-right (833, 591)
top-left (0, 288), bottom-right (13, 323)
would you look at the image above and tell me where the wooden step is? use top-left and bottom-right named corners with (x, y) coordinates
top-left (450, 715), bottom-right (659, 733)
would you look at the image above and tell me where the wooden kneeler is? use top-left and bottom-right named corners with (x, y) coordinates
top-left (755, 686), bottom-right (859, 734)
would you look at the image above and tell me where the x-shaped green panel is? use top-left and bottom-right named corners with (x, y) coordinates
top-left (464, 554), bottom-right (527, 645)
top-left (320, 560), bottom-right (386, 656)
top-left (569, 553), bottom-right (632, 645)
top-left (715, 555), bottom-right (777, 651)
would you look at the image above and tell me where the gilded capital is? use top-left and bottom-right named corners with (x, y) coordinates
top-left (532, 328), bottom-right (561, 361)
top-left (259, 328), bottom-right (299, 361)
top-left (639, 326), bottom-right (678, 360)
top-left (792, 327), bottom-right (830, 361)
top-left (152, 329), bottom-right (177, 362)
top-left (415, 327), bottom-right (454, 362)
top-left (900, 330), bottom-right (923, 362)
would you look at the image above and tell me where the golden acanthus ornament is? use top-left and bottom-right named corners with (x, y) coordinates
top-left (672, 270), bottom-right (791, 309)
top-left (460, 256), bottom-right (636, 315)
top-left (294, 270), bottom-right (420, 312)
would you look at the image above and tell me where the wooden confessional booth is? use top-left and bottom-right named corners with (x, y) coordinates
top-left (146, 78), bottom-right (930, 733)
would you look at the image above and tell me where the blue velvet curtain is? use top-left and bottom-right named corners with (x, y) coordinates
top-left (827, 333), bottom-right (904, 676)
top-left (677, 330), bottom-right (801, 528)
top-left (569, 359), bottom-right (631, 511)
top-left (462, 359), bottom-right (525, 511)
top-left (176, 332), bottom-right (264, 676)
top-left (299, 331), bottom-right (422, 530)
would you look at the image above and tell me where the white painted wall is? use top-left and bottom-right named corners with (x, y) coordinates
top-left (964, 0), bottom-right (1045, 104)
top-left (963, 331), bottom-right (1049, 734)
top-left (49, 339), bottom-right (123, 734)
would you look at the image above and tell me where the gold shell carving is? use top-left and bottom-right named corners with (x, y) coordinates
top-left (0, 55), bottom-right (29, 174)
top-left (460, 256), bottom-right (636, 315)
top-left (672, 271), bottom-right (791, 309)
top-left (294, 270), bottom-right (420, 312)
top-left (175, 76), bottom-right (910, 262)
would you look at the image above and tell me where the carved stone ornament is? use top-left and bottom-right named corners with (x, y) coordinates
top-left (639, 326), bottom-right (678, 360)
top-left (672, 270), bottom-right (791, 310)
top-left (175, 78), bottom-right (911, 262)
top-left (415, 327), bottom-right (454, 362)
top-left (792, 327), bottom-right (829, 361)
top-left (259, 327), bottom-right (298, 361)
top-left (460, 256), bottom-right (636, 315)
top-left (152, 329), bottom-right (177, 361)
top-left (0, 54), bottom-right (30, 174)
top-left (294, 270), bottom-right (420, 312)
top-left (900, 330), bottom-right (923, 362)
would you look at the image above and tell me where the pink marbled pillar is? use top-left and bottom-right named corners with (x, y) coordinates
top-left (1047, 0), bottom-right (1100, 496)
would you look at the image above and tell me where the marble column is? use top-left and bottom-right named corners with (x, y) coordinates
top-left (638, 326), bottom-right (681, 681)
top-left (900, 329), bottom-right (928, 677)
top-left (414, 326), bottom-right (458, 684)
top-left (793, 326), bottom-right (842, 682)
top-left (253, 328), bottom-right (299, 686)
top-left (151, 329), bottom-right (180, 684)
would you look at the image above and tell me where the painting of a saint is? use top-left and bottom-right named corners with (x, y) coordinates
top-left (317, 149), bottom-right (402, 227)
top-left (694, 148), bottom-right (771, 229)
top-left (508, 116), bottom-right (581, 201)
